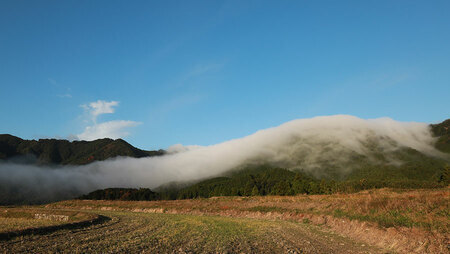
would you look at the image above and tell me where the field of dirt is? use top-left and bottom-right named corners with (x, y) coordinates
top-left (0, 188), bottom-right (448, 253)
top-left (0, 210), bottom-right (385, 253)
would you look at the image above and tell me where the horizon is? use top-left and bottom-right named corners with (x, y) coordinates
top-left (1, 114), bottom-right (448, 151)
top-left (1, 1), bottom-right (449, 150)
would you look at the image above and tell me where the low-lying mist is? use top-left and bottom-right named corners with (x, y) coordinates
top-left (0, 115), bottom-right (445, 204)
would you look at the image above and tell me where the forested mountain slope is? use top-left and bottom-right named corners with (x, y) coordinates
top-left (0, 134), bottom-right (164, 165)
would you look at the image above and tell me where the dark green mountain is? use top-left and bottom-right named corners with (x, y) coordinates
top-left (81, 119), bottom-right (450, 201)
top-left (0, 134), bottom-right (164, 165)
top-left (79, 188), bottom-right (160, 201)
top-left (2, 119), bottom-right (449, 203)
top-left (431, 119), bottom-right (450, 153)
top-left (83, 151), bottom-right (449, 201)
top-left (171, 120), bottom-right (450, 199)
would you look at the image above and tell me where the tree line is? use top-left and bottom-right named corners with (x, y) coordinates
top-left (80, 165), bottom-right (449, 201)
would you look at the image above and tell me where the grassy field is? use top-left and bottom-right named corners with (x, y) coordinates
top-left (0, 217), bottom-right (65, 233)
top-left (49, 188), bottom-right (449, 233)
top-left (0, 208), bottom-right (98, 233)
top-left (1, 188), bottom-right (448, 253)
top-left (0, 210), bottom-right (383, 253)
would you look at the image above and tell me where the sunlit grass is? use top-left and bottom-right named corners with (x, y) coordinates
top-left (0, 208), bottom-right (97, 233)
top-left (51, 187), bottom-right (449, 232)
top-left (0, 217), bottom-right (64, 232)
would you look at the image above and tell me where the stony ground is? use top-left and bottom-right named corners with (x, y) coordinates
top-left (0, 210), bottom-right (385, 254)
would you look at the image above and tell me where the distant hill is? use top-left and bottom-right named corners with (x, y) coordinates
top-left (81, 119), bottom-right (450, 201)
top-left (2, 118), bottom-right (449, 204)
top-left (82, 151), bottom-right (449, 201)
top-left (79, 188), bottom-right (160, 201)
top-left (171, 120), bottom-right (450, 199)
top-left (0, 134), bottom-right (164, 165)
top-left (431, 119), bottom-right (450, 153)
top-left (82, 161), bottom-right (449, 201)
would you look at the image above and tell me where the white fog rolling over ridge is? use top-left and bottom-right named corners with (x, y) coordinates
top-left (0, 115), bottom-right (446, 204)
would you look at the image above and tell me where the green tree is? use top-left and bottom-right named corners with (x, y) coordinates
top-left (251, 186), bottom-right (260, 196)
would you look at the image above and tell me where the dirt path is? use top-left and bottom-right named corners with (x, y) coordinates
top-left (0, 210), bottom-right (386, 253)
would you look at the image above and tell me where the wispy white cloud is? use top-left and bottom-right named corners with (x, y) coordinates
top-left (77, 120), bottom-right (140, 141)
top-left (76, 100), bottom-right (140, 141)
top-left (81, 100), bottom-right (119, 122)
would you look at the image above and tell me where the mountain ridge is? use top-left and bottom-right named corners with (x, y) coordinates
top-left (431, 119), bottom-right (450, 153)
top-left (1, 118), bottom-right (448, 166)
top-left (0, 134), bottom-right (164, 165)
top-left (80, 118), bottom-right (450, 201)
top-left (1, 118), bottom-right (449, 204)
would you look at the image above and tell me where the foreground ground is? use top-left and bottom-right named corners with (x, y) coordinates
top-left (0, 211), bottom-right (383, 253)
top-left (0, 188), bottom-right (448, 253)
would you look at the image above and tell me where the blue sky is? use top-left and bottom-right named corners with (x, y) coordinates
top-left (0, 0), bottom-right (449, 149)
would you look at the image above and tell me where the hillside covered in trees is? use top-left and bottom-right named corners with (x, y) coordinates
top-left (0, 134), bottom-right (164, 165)
top-left (81, 119), bottom-right (450, 201)
top-left (81, 161), bottom-right (449, 201)
top-left (1, 119), bottom-right (449, 204)
top-left (79, 188), bottom-right (160, 201)
top-left (431, 118), bottom-right (450, 153)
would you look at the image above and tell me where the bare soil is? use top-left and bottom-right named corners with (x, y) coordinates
top-left (0, 211), bottom-right (384, 253)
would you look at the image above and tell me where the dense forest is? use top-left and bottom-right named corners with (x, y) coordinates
top-left (81, 119), bottom-right (450, 201)
top-left (431, 119), bottom-right (450, 153)
top-left (79, 188), bottom-right (160, 201)
top-left (0, 134), bottom-right (164, 165)
top-left (81, 164), bottom-right (449, 201)
top-left (1, 119), bottom-right (448, 203)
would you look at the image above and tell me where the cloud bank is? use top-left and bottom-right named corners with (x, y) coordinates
top-left (76, 100), bottom-right (140, 141)
top-left (1, 115), bottom-right (446, 204)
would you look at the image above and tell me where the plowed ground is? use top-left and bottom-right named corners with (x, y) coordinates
top-left (0, 210), bottom-right (384, 253)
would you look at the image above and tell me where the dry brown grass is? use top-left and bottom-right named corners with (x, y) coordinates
top-left (46, 187), bottom-right (449, 253)
top-left (1, 210), bottom-right (385, 253)
top-left (0, 207), bottom-right (97, 233)
top-left (49, 188), bottom-right (449, 231)
top-left (0, 217), bottom-right (64, 232)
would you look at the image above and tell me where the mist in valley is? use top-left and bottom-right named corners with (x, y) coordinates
top-left (0, 115), bottom-right (446, 204)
